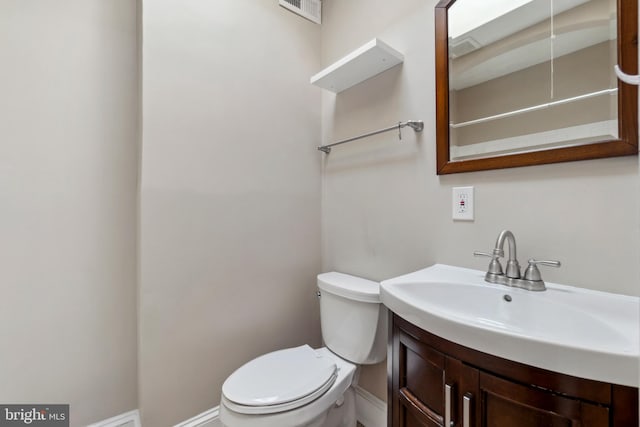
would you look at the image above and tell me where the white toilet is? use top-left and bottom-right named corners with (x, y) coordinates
top-left (219, 272), bottom-right (387, 427)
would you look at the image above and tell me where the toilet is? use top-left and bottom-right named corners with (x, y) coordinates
top-left (219, 272), bottom-right (387, 427)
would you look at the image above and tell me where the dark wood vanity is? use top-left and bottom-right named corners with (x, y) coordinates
top-left (388, 314), bottom-right (639, 427)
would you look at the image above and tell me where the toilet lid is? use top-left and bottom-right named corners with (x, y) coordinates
top-left (222, 345), bottom-right (338, 414)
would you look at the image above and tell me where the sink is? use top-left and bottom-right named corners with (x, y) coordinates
top-left (380, 264), bottom-right (639, 387)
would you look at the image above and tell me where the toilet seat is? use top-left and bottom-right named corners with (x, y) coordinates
top-left (222, 345), bottom-right (338, 415)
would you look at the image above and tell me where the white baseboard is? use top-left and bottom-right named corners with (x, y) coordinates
top-left (173, 406), bottom-right (220, 427)
top-left (354, 386), bottom-right (387, 427)
top-left (171, 388), bottom-right (386, 427)
top-left (87, 410), bottom-right (141, 427)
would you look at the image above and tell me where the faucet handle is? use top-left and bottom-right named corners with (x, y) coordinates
top-left (524, 259), bottom-right (561, 281)
top-left (474, 251), bottom-right (504, 275)
top-left (473, 251), bottom-right (494, 258)
top-left (528, 259), bottom-right (561, 267)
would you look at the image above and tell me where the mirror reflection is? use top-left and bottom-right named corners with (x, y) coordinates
top-left (448, 0), bottom-right (617, 160)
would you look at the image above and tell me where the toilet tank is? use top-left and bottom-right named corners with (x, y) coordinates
top-left (317, 272), bottom-right (387, 364)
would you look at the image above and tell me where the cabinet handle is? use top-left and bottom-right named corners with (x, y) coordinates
top-left (445, 383), bottom-right (454, 427)
top-left (463, 393), bottom-right (472, 427)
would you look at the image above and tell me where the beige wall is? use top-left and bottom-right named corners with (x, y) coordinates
top-left (0, 1), bottom-right (139, 425)
top-left (139, 1), bottom-right (322, 425)
top-left (321, 0), bottom-right (639, 401)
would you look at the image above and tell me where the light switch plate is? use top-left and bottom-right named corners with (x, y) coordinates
top-left (452, 186), bottom-right (474, 220)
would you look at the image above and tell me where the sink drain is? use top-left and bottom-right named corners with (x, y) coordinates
top-left (503, 294), bottom-right (512, 302)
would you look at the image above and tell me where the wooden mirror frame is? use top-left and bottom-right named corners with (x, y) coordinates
top-left (435, 0), bottom-right (638, 175)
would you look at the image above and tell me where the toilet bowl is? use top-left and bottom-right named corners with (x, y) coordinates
top-left (220, 272), bottom-right (387, 427)
top-left (220, 347), bottom-right (356, 427)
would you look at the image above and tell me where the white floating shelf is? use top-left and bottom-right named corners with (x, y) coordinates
top-left (310, 38), bottom-right (404, 93)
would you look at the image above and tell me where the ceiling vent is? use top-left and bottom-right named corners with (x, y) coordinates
top-left (449, 37), bottom-right (481, 58)
top-left (279, 0), bottom-right (322, 24)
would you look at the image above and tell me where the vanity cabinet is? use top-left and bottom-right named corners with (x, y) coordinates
top-left (389, 314), bottom-right (638, 427)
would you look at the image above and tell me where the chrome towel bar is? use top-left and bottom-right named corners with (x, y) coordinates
top-left (318, 120), bottom-right (424, 154)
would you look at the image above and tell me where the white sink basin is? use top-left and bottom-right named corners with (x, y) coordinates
top-left (380, 264), bottom-right (639, 387)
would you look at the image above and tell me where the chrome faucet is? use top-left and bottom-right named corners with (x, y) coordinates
top-left (474, 230), bottom-right (560, 291)
top-left (495, 230), bottom-right (521, 279)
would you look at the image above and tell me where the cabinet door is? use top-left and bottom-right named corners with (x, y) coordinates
top-left (445, 356), bottom-right (479, 427)
top-left (393, 328), bottom-right (447, 427)
top-left (478, 372), bottom-right (609, 427)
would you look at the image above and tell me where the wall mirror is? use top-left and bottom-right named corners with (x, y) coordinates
top-left (435, 0), bottom-right (637, 174)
